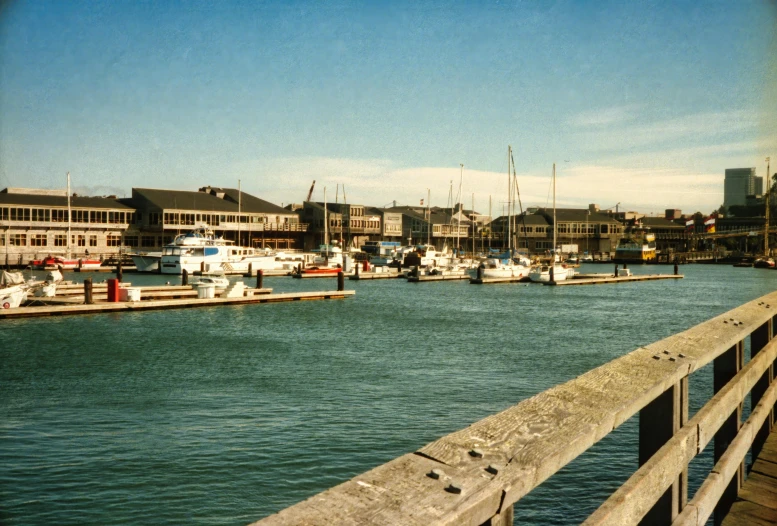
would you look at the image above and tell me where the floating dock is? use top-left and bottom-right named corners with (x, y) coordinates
top-left (469, 275), bottom-right (529, 285)
top-left (1, 289), bottom-right (354, 319)
top-left (407, 273), bottom-right (469, 282)
top-left (547, 274), bottom-right (683, 286)
top-left (349, 270), bottom-right (402, 280)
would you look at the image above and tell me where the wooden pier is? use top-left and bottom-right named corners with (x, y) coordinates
top-left (548, 274), bottom-right (684, 286)
top-left (251, 290), bottom-right (777, 526)
top-left (721, 429), bottom-right (777, 525)
top-left (1, 289), bottom-right (354, 319)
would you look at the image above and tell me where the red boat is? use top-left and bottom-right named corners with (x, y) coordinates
top-left (292, 266), bottom-right (342, 278)
top-left (31, 256), bottom-right (103, 271)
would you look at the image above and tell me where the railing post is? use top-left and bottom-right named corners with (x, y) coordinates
top-left (481, 504), bottom-right (513, 526)
top-left (712, 340), bottom-right (744, 526)
top-left (638, 377), bottom-right (688, 525)
top-left (750, 316), bottom-right (774, 463)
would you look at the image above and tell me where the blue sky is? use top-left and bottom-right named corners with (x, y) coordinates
top-left (1, 0), bottom-right (775, 215)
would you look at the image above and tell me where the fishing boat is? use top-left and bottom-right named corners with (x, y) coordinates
top-left (530, 163), bottom-right (570, 283)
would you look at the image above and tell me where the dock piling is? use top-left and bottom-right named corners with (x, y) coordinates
top-left (674, 261), bottom-right (679, 275)
top-left (614, 264), bottom-right (619, 277)
top-left (477, 265), bottom-right (483, 280)
top-left (337, 270), bottom-right (344, 291)
top-left (248, 263), bottom-right (253, 277)
top-left (182, 269), bottom-right (188, 286)
top-left (550, 265), bottom-right (555, 283)
top-left (257, 269), bottom-right (264, 289)
top-left (116, 261), bottom-right (123, 282)
top-left (84, 278), bottom-right (93, 304)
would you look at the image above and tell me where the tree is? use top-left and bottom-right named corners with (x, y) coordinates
top-left (717, 204), bottom-right (727, 216)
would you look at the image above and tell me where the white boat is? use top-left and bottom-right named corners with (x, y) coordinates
top-left (468, 257), bottom-right (531, 279)
top-left (530, 163), bottom-right (570, 283)
top-left (1, 271), bottom-right (28, 309)
top-left (191, 274), bottom-right (230, 289)
top-left (130, 252), bottom-right (162, 272)
top-left (312, 244), bottom-right (344, 268)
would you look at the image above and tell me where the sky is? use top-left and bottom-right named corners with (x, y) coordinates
top-left (1, 0), bottom-right (776, 216)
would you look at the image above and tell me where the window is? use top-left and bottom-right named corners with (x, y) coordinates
top-left (11, 234), bottom-right (26, 246)
top-left (31, 234), bottom-right (47, 246)
top-left (89, 235), bottom-right (98, 247)
top-left (124, 236), bottom-right (138, 247)
top-left (52, 209), bottom-right (68, 222)
top-left (107, 235), bottom-right (121, 247)
top-left (54, 235), bottom-right (67, 246)
top-left (141, 236), bottom-right (156, 248)
top-left (0, 207), bottom-right (7, 220)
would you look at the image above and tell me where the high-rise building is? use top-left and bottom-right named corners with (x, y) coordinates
top-left (724, 168), bottom-right (761, 208)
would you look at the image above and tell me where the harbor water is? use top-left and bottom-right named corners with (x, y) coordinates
top-left (2, 264), bottom-right (776, 525)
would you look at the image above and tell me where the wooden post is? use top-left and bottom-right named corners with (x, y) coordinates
top-left (256, 269), bottom-right (263, 289)
top-left (78, 258), bottom-right (83, 271)
top-left (549, 264), bottom-right (554, 283)
top-left (614, 264), bottom-right (619, 277)
top-left (83, 278), bottom-right (93, 305)
top-left (639, 377), bottom-right (688, 524)
top-left (477, 265), bottom-right (483, 280)
top-left (355, 261), bottom-right (360, 276)
top-left (674, 262), bottom-right (679, 275)
top-left (713, 341), bottom-right (744, 526)
top-left (182, 268), bottom-right (188, 286)
top-left (750, 317), bottom-right (774, 463)
top-left (337, 269), bottom-right (344, 291)
top-left (248, 263), bottom-right (253, 277)
top-left (116, 261), bottom-right (123, 282)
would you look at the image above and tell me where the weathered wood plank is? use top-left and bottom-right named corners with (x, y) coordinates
top-left (737, 471), bottom-right (777, 510)
top-left (721, 500), bottom-right (777, 526)
top-left (675, 379), bottom-right (777, 526)
top-left (585, 339), bottom-right (777, 526)
top-left (751, 457), bottom-right (777, 479)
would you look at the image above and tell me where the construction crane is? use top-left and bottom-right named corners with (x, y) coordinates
top-left (305, 180), bottom-right (316, 202)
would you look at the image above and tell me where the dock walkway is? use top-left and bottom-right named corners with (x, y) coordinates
top-left (721, 429), bottom-right (777, 525)
top-left (548, 274), bottom-right (684, 286)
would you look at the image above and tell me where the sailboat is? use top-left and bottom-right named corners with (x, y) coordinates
top-left (529, 163), bottom-right (571, 283)
top-left (468, 146), bottom-right (532, 280)
top-left (32, 173), bottom-right (103, 271)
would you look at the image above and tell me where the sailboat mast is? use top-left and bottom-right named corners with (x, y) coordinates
top-left (66, 172), bottom-right (72, 259)
top-left (324, 187), bottom-right (328, 246)
top-left (457, 164), bottom-right (463, 256)
top-left (237, 179), bottom-right (241, 246)
top-left (426, 188), bottom-right (431, 246)
top-left (507, 147), bottom-right (512, 255)
top-left (766, 157), bottom-right (771, 257)
top-left (553, 163), bottom-right (557, 258)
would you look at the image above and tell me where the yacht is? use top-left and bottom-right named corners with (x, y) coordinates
top-left (159, 227), bottom-right (285, 275)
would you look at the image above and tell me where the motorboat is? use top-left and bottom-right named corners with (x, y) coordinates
top-left (31, 255), bottom-right (102, 271)
top-left (528, 263), bottom-right (571, 283)
top-left (191, 274), bottom-right (230, 289)
top-left (467, 257), bottom-right (531, 280)
top-left (753, 257), bottom-right (776, 269)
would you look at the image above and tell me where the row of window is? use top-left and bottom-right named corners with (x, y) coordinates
top-left (1, 233), bottom-right (127, 247)
top-left (161, 212), bottom-right (294, 227)
top-left (0, 207), bottom-right (135, 224)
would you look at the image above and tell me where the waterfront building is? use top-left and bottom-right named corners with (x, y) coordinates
top-left (0, 187), bottom-right (135, 266)
top-left (127, 187), bottom-right (305, 251)
top-left (534, 208), bottom-right (624, 254)
top-left (365, 207), bottom-right (403, 241)
top-left (724, 168), bottom-right (762, 209)
top-left (300, 201), bottom-right (381, 250)
top-left (385, 205), bottom-right (470, 250)
top-left (639, 217), bottom-right (688, 253)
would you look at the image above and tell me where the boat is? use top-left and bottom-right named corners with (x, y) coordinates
top-left (31, 255), bottom-right (103, 271)
top-left (614, 230), bottom-right (657, 263)
top-left (191, 274), bottom-right (230, 289)
top-left (732, 259), bottom-right (754, 268)
top-left (529, 163), bottom-right (570, 283)
top-left (0, 271), bottom-right (28, 309)
top-left (753, 257), bottom-right (776, 269)
top-left (159, 226), bottom-right (286, 274)
top-left (129, 251), bottom-right (162, 272)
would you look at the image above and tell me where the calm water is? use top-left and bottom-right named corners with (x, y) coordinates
top-left (1, 264), bottom-right (775, 525)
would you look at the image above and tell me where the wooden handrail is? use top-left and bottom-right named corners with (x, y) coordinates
top-left (253, 292), bottom-right (777, 525)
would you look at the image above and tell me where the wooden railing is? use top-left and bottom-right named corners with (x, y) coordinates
top-left (253, 292), bottom-right (777, 526)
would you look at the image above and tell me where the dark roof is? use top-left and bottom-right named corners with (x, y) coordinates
top-left (132, 188), bottom-right (238, 212)
top-left (640, 217), bottom-right (684, 229)
top-left (492, 213), bottom-right (549, 226)
top-left (536, 208), bottom-right (619, 223)
top-left (219, 188), bottom-right (291, 215)
top-left (0, 192), bottom-right (133, 209)
top-left (131, 187), bottom-right (291, 215)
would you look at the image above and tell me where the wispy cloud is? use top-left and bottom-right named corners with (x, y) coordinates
top-left (567, 105), bottom-right (642, 128)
